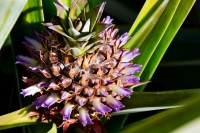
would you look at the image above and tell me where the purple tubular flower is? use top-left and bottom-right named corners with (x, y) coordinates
top-left (78, 108), bottom-right (94, 127)
top-left (119, 75), bottom-right (140, 87)
top-left (92, 98), bottom-right (112, 115)
top-left (16, 55), bottom-right (38, 67)
top-left (109, 84), bottom-right (133, 98)
top-left (76, 96), bottom-right (87, 106)
top-left (102, 16), bottom-right (113, 24)
top-left (62, 102), bottom-right (73, 120)
top-left (37, 82), bottom-right (48, 88)
top-left (20, 85), bottom-right (41, 97)
top-left (106, 95), bottom-right (125, 112)
top-left (61, 92), bottom-right (72, 100)
top-left (121, 64), bottom-right (142, 75)
top-left (23, 37), bottom-right (43, 50)
top-left (33, 93), bottom-right (59, 109)
top-left (121, 48), bottom-right (140, 62)
top-left (116, 32), bottom-right (131, 47)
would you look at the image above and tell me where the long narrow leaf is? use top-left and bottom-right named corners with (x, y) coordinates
top-left (111, 106), bottom-right (181, 116)
top-left (123, 0), bottom-right (169, 49)
top-left (138, 0), bottom-right (196, 90)
top-left (0, 0), bottom-right (27, 49)
top-left (133, 0), bottom-right (180, 77)
top-left (119, 94), bottom-right (200, 133)
top-left (123, 89), bottom-right (200, 109)
top-left (0, 105), bottom-right (38, 130)
top-left (104, 89), bottom-right (200, 132)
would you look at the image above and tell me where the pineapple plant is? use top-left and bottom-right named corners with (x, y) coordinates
top-left (16, 0), bottom-right (143, 131)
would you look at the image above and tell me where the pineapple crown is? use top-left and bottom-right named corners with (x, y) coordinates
top-left (43, 0), bottom-right (112, 56)
top-left (16, 0), bottom-right (144, 132)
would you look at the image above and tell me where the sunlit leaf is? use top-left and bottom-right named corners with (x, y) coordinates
top-left (0, 0), bottom-right (27, 50)
top-left (104, 89), bottom-right (200, 133)
top-left (111, 106), bottom-right (181, 116)
top-left (0, 105), bottom-right (38, 130)
top-left (47, 123), bottom-right (57, 133)
top-left (123, 0), bottom-right (169, 49)
top-left (123, 0), bottom-right (195, 91)
top-left (138, 0), bottom-right (196, 90)
top-left (119, 94), bottom-right (200, 133)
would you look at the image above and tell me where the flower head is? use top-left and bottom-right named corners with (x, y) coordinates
top-left (17, 0), bottom-right (144, 130)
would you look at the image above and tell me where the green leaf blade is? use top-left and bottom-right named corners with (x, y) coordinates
top-left (119, 94), bottom-right (200, 133)
top-left (0, 0), bottom-right (27, 49)
top-left (0, 105), bottom-right (38, 130)
top-left (138, 0), bottom-right (196, 91)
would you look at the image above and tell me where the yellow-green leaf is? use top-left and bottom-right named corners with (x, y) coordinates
top-left (0, 105), bottom-right (38, 130)
top-left (0, 0), bottom-right (27, 49)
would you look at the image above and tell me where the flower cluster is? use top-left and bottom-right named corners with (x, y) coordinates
top-left (16, 0), bottom-right (143, 130)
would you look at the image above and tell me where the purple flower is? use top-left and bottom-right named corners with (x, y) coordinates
top-left (106, 95), bottom-right (125, 112)
top-left (119, 75), bottom-right (140, 87)
top-left (109, 84), bottom-right (133, 98)
top-left (120, 64), bottom-right (142, 75)
top-left (23, 37), bottom-right (43, 50)
top-left (37, 82), bottom-right (48, 88)
top-left (20, 85), bottom-right (42, 97)
top-left (16, 55), bottom-right (38, 67)
top-left (92, 98), bottom-right (112, 115)
top-left (78, 108), bottom-right (94, 127)
top-left (102, 16), bottom-right (113, 24)
top-left (61, 91), bottom-right (73, 100)
top-left (33, 93), bottom-right (59, 109)
top-left (121, 48), bottom-right (140, 62)
top-left (116, 32), bottom-right (131, 47)
top-left (62, 102), bottom-right (74, 120)
top-left (75, 95), bottom-right (87, 106)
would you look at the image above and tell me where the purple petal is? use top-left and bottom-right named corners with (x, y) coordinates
top-left (16, 55), bottom-right (38, 67)
top-left (113, 50), bottom-right (122, 59)
top-left (37, 82), bottom-right (48, 88)
top-left (109, 84), bottom-right (133, 98)
top-left (60, 76), bottom-right (72, 88)
top-left (78, 108), bottom-right (94, 127)
top-left (41, 93), bottom-right (59, 108)
top-left (33, 94), bottom-right (49, 109)
top-left (119, 76), bottom-right (140, 87)
top-left (62, 102), bottom-right (73, 120)
top-left (20, 85), bottom-right (41, 97)
top-left (23, 37), bottom-right (43, 50)
top-left (102, 16), bottom-right (113, 24)
top-left (75, 96), bottom-right (87, 106)
top-left (72, 84), bottom-right (83, 93)
top-left (33, 93), bottom-right (59, 109)
top-left (48, 82), bottom-right (61, 90)
top-left (61, 91), bottom-right (73, 100)
top-left (110, 28), bottom-right (119, 39)
top-left (83, 86), bottom-right (94, 96)
top-left (116, 32), bottom-right (131, 47)
top-left (121, 48), bottom-right (140, 62)
top-left (106, 95), bottom-right (125, 112)
top-left (118, 62), bottom-right (131, 69)
top-left (100, 88), bottom-right (108, 96)
top-left (92, 98), bottom-right (112, 115)
top-left (121, 64), bottom-right (142, 75)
